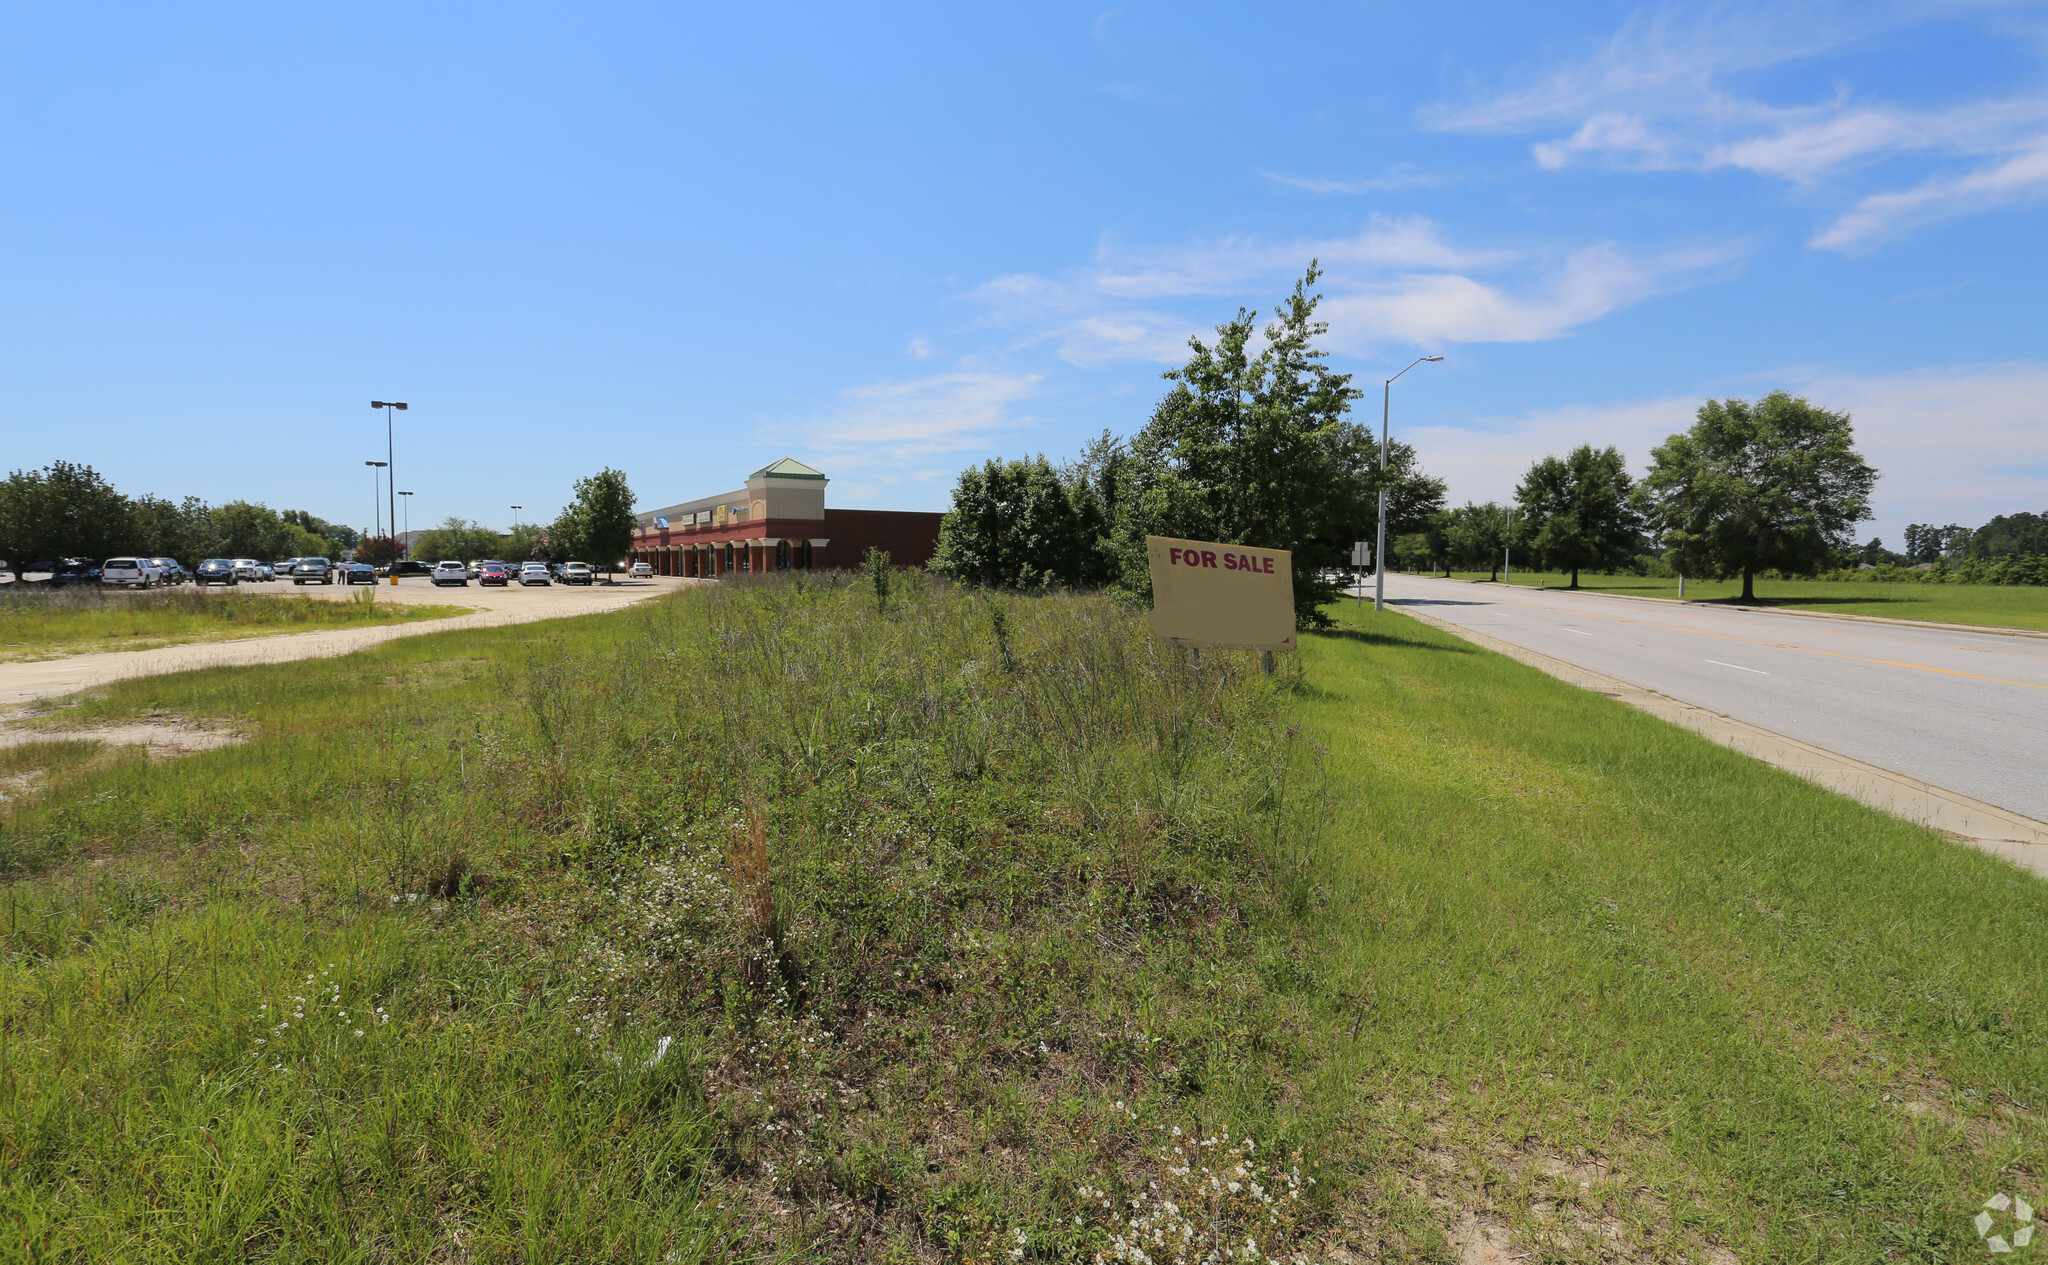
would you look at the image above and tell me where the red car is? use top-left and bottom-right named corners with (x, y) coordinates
top-left (477, 563), bottom-right (513, 587)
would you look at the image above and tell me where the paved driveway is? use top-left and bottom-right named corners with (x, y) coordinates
top-left (1373, 575), bottom-right (2048, 824)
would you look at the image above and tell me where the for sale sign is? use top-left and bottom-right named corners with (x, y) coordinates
top-left (1145, 535), bottom-right (1295, 651)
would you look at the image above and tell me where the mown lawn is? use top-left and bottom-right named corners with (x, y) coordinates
top-left (1299, 599), bottom-right (2047, 1260)
top-left (0, 585), bottom-right (469, 661)
top-left (0, 577), bottom-right (2038, 1262)
top-left (1440, 570), bottom-right (2048, 631)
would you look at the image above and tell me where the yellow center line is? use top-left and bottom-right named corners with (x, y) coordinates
top-left (1466, 589), bottom-right (2048, 693)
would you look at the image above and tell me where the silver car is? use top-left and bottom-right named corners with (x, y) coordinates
top-left (431, 560), bottom-right (470, 587)
top-left (518, 562), bottom-right (551, 586)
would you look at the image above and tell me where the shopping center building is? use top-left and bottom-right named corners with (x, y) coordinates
top-left (628, 458), bottom-right (944, 577)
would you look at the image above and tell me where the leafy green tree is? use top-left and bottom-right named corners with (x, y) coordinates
top-left (411, 517), bottom-right (506, 564)
top-left (129, 494), bottom-right (222, 564)
top-left (0, 461), bottom-right (132, 576)
top-left (1443, 501), bottom-right (1512, 580)
top-left (558, 468), bottom-right (637, 579)
top-left (1639, 392), bottom-right (1878, 602)
top-left (1516, 445), bottom-right (1642, 589)
top-left (1106, 263), bottom-right (1417, 626)
top-left (1967, 511), bottom-right (2048, 560)
top-left (931, 456), bottom-right (1104, 588)
top-left (506, 522), bottom-right (560, 563)
top-left (283, 509), bottom-right (360, 553)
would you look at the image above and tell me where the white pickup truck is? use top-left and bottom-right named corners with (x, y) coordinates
top-left (100, 557), bottom-right (166, 589)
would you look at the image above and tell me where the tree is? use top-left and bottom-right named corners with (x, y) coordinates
top-left (930, 456), bottom-right (1103, 589)
top-left (1515, 445), bottom-right (1641, 588)
top-left (1105, 262), bottom-right (1420, 626)
top-left (1639, 392), bottom-right (1878, 602)
top-left (0, 462), bottom-right (131, 576)
top-left (1903, 522), bottom-right (1971, 563)
top-left (557, 468), bottom-right (637, 579)
top-left (356, 535), bottom-right (405, 567)
top-left (283, 509), bottom-right (360, 553)
top-left (1443, 501), bottom-right (1512, 581)
top-left (1967, 511), bottom-right (2048, 560)
top-left (411, 517), bottom-right (506, 564)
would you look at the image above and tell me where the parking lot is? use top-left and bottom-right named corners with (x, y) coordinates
top-left (0, 575), bottom-right (699, 705)
top-left (281, 571), bottom-right (687, 615)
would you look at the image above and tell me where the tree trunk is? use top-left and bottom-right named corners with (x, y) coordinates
top-left (1488, 561), bottom-right (1498, 582)
top-left (1741, 566), bottom-right (1755, 603)
top-left (1570, 566), bottom-right (1580, 589)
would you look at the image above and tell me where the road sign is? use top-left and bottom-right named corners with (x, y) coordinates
top-left (1350, 540), bottom-right (1370, 567)
top-left (1145, 535), bottom-right (1295, 651)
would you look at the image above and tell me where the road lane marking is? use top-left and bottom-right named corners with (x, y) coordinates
top-left (1705, 659), bottom-right (1770, 675)
top-left (1559, 627), bottom-right (1591, 635)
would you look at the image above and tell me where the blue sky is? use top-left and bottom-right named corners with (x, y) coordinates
top-left (4, 1), bottom-right (2045, 548)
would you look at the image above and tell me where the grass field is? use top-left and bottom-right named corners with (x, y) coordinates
top-left (0, 577), bottom-right (2039, 1261)
top-left (1440, 570), bottom-right (2048, 631)
top-left (0, 585), bottom-right (470, 661)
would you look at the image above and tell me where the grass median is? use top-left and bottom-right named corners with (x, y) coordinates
top-left (0, 584), bottom-right (471, 661)
top-left (0, 577), bottom-right (2039, 1260)
top-left (1441, 570), bottom-right (2048, 631)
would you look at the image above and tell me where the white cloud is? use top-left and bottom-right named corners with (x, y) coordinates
top-left (1405, 362), bottom-right (2048, 546)
top-left (1812, 138), bottom-right (2048, 249)
top-left (1258, 165), bottom-right (1442, 194)
top-left (1430, 3), bottom-right (2048, 247)
top-left (905, 336), bottom-right (933, 359)
top-left (790, 371), bottom-right (1043, 463)
top-left (973, 218), bottom-right (1738, 363)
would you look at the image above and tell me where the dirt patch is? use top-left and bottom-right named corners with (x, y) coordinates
top-left (0, 717), bottom-right (246, 758)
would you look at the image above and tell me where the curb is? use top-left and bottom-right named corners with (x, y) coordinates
top-left (1396, 604), bottom-right (2048, 879)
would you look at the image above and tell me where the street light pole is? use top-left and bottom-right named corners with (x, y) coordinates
top-left (1504, 505), bottom-right (1514, 584)
top-left (1375, 355), bottom-right (1444, 613)
top-left (398, 491), bottom-right (412, 538)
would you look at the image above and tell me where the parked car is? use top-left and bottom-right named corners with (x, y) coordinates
top-left (477, 563), bottom-right (513, 587)
top-left (151, 558), bottom-right (188, 585)
top-left (558, 562), bottom-right (594, 586)
top-left (236, 558), bottom-right (271, 581)
top-left (101, 557), bottom-right (165, 589)
top-left (629, 561), bottom-right (653, 578)
top-left (430, 560), bottom-right (470, 587)
top-left (268, 559), bottom-right (296, 580)
top-left (195, 559), bottom-right (238, 586)
top-left (342, 562), bottom-right (377, 585)
top-left (50, 559), bottom-right (98, 586)
top-left (392, 559), bottom-right (430, 577)
top-left (292, 558), bottom-right (335, 585)
top-left (518, 562), bottom-right (551, 586)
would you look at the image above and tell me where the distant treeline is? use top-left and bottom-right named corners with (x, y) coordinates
top-left (0, 461), bottom-right (360, 578)
top-left (0, 461), bottom-right (643, 577)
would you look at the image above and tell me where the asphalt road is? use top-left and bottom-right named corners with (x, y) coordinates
top-left (1369, 574), bottom-right (2048, 825)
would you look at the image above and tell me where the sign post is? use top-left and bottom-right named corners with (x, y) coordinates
top-left (1145, 536), bottom-right (1295, 674)
top-left (1350, 540), bottom-right (1370, 613)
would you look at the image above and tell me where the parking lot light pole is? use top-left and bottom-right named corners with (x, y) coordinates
top-left (364, 461), bottom-right (388, 543)
top-left (398, 491), bottom-right (412, 537)
top-left (371, 401), bottom-right (407, 567)
top-left (1375, 355), bottom-right (1444, 613)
